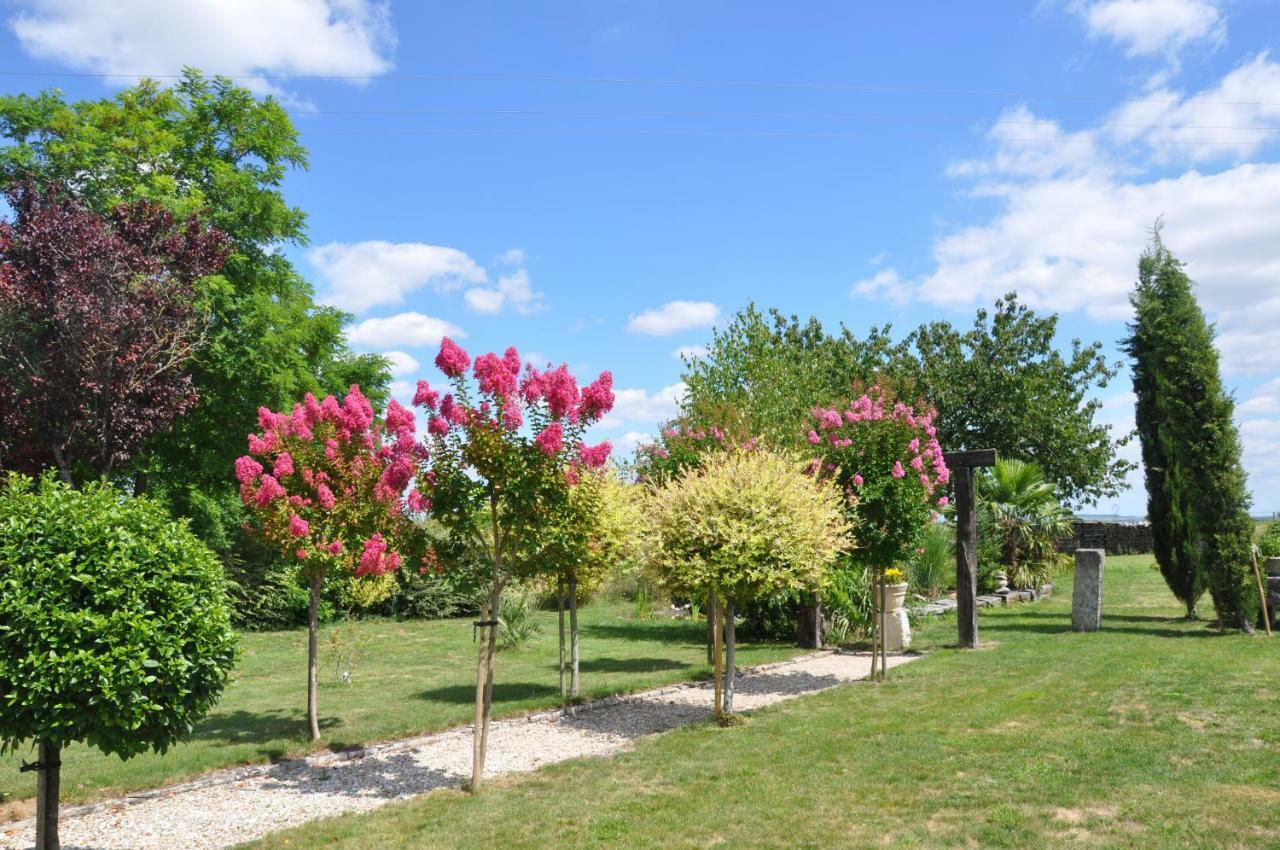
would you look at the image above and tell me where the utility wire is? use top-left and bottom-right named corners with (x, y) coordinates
top-left (2, 69), bottom-right (1280, 109)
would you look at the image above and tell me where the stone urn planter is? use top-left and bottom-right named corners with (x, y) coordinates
top-left (876, 582), bottom-right (911, 651)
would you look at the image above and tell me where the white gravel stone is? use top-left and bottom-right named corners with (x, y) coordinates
top-left (0, 650), bottom-right (917, 850)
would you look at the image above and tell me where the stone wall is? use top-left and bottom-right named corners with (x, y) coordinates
top-left (1058, 520), bottom-right (1153, 555)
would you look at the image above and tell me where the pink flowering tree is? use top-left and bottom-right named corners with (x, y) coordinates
top-left (235, 386), bottom-right (424, 740)
top-left (807, 383), bottom-right (949, 569)
top-left (807, 383), bottom-right (949, 676)
top-left (416, 338), bottom-right (613, 789)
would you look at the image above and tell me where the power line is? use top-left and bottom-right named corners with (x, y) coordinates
top-left (283, 106), bottom-right (1280, 134)
top-left (293, 126), bottom-right (1273, 147)
top-left (3, 69), bottom-right (1280, 109)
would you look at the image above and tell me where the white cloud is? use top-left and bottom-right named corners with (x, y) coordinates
top-left (1071, 0), bottom-right (1223, 58)
top-left (310, 241), bottom-right (485, 314)
top-left (851, 268), bottom-right (909, 305)
top-left (615, 431), bottom-right (652, 455)
top-left (381, 350), bottom-right (419, 378)
top-left (627, 301), bottom-right (720, 336)
top-left (611, 383), bottom-right (687, 423)
top-left (346, 312), bottom-right (464, 349)
top-left (498, 248), bottom-right (526, 266)
top-left (672, 345), bottom-right (708, 361)
top-left (464, 269), bottom-right (545, 315)
top-left (1240, 379), bottom-right (1280, 417)
top-left (947, 106), bottom-right (1109, 181)
top-left (8, 0), bottom-right (395, 99)
top-left (1104, 54), bottom-right (1280, 163)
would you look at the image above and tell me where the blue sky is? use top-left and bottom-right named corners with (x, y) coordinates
top-left (3, 0), bottom-right (1280, 515)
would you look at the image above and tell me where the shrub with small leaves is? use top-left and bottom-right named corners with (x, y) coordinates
top-left (0, 472), bottom-right (237, 759)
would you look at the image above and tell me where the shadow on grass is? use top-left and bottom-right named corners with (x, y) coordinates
top-left (192, 710), bottom-right (342, 760)
top-left (581, 621), bottom-right (704, 644)
top-left (978, 610), bottom-right (1224, 639)
top-left (417, 682), bottom-right (559, 705)
top-left (574, 656), bottom-right (690, 674)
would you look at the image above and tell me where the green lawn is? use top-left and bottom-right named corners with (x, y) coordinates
top-left (0, 601), bottom-right (802, 812)
top-left (245, 556), bottom-right (1280, 850)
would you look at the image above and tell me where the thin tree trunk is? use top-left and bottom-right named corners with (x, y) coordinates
top-left (557, 575), bottom-right (566, 705)
top-left (879, 570), bottom-right (888, 679)
top-left (480, 582), bottom-right (501, 767)
top-left (470, 593), bottom-right (491, 789)
top-left (569, 575), bottom-right (580, 701)
top-left (723, 599), bottom-right (736, 714)
top-left (306, 573), bottom-right (323, 741)
top-left (706, 590), bottom-right (716, 664)
top-left (812, 591), bottom-right (822, 649)
top-left (35, 741), bottom-right (60, 850)
top-left (712, 594), bottom-right (724, 716)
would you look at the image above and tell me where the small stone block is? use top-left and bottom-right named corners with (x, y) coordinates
top-left (1072, 548), bottom-right (1105, 632)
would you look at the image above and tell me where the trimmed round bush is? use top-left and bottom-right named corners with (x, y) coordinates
top-left (1258, 523), bottom-right (1280, 559)
top-left (0, 473), bottom-right (238, 759)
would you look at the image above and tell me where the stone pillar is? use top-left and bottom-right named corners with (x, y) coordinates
top-left (1072, 548), bottom-right (1105, 632)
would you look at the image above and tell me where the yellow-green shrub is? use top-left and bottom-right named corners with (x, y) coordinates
top-left (648, 448), bottom-right (853, 601)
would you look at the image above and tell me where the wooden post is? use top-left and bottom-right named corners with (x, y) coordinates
top-left (955, 466), bottom-right (978, 649)
top-left (944, 449), bottom-right (996, 650)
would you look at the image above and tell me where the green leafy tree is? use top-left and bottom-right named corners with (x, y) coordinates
top-left (0, 473), bottom-right (237, 850)
top-left (1125, 231), bottom-right (1257, 630)
top-left (649, 448), bottom-right (852, 715)
top-left (890, 295), bottom-right (1132, 506)
top-left (680, 304), bottom-right (891, 451)
top-left (974, 459), bottom-right (1073, 590)
top-left (0, 71), bottom-right (389, 568)
top-left (678, 298), bottom-right (1131, 506)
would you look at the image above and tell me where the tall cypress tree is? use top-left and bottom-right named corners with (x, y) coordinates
top-left (1124, 229), bottom-right (1256, 631)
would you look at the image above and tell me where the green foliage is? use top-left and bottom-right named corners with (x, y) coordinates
top-left (1258, 523), bottom-right (1280, 559)
top-left (1125, 230), bottom-right (1256, 628)
top-left (910, 521), bottom-right (953, 598)
top-left (0, 71), bottom-right (389, 565)
top-left (677, 297), bottom-right (1130, 505)
top-left (975, 459), bottom-right (1073, 590)
top-left (679, 303), bottom-right (891, 452)
top-left (497, 587), bottom-right (542, 651)
top-left (649, 448), bottom-right (852, 603)
top-left (892, 295), bottom-right (1131, 506)
top-left (0, 473), bottom-right (237, 757)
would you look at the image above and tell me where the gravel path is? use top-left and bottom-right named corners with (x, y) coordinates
top-left (1, 649), bottom-right (918, 850)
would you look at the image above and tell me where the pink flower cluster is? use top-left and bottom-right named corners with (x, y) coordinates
top-left (236, 383), bottom-right (422, 575)
top-left (421, 337), bottom-right (616, 473)
top-left (356, 532), bottom-right (402, 577)
top-left (810, 385), bottom-right (950, 503)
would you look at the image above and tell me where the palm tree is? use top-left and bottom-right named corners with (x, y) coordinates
top-left (977, 459), bottom-right (1073, 589)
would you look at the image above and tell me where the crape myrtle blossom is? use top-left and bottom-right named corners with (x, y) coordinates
top-left (809, 383), bottom-right (949, 570)
top-left (418, 337), bottom-right (616, 477)
top-left (235, 383), bottom-right (426, 742)
top-left (237, 384), bottom-right (425, 576)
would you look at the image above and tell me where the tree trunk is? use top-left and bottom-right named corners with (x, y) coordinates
top-left (470, 593), bottom-right (491, 789)
top-left (557, 576), bottom-right (566, 705)
top-left (706, 590), bottom-right (716, 664)
top-left (569, 575), bottom-right (580, 703)
top-left (812, 591), bottom-right (822, 649)
top-left (879, 570), bottom-right (889, 679)
top-left (712, 594), bottom-right (723, 716)
top-left (306, 573), bottom-right (323, 741)
top-left (479, 583), bottom-right (501, 773)
top-left (35, 741), bottom-right (60, 850)
top-left (723, 599), bottom-right (736, 714)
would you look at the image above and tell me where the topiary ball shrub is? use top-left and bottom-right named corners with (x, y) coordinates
top-left (0, 472), bottom-right (238, 847)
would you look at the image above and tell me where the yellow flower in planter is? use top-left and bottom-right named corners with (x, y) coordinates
top-left (883, 567), bottom-right (907, 585)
